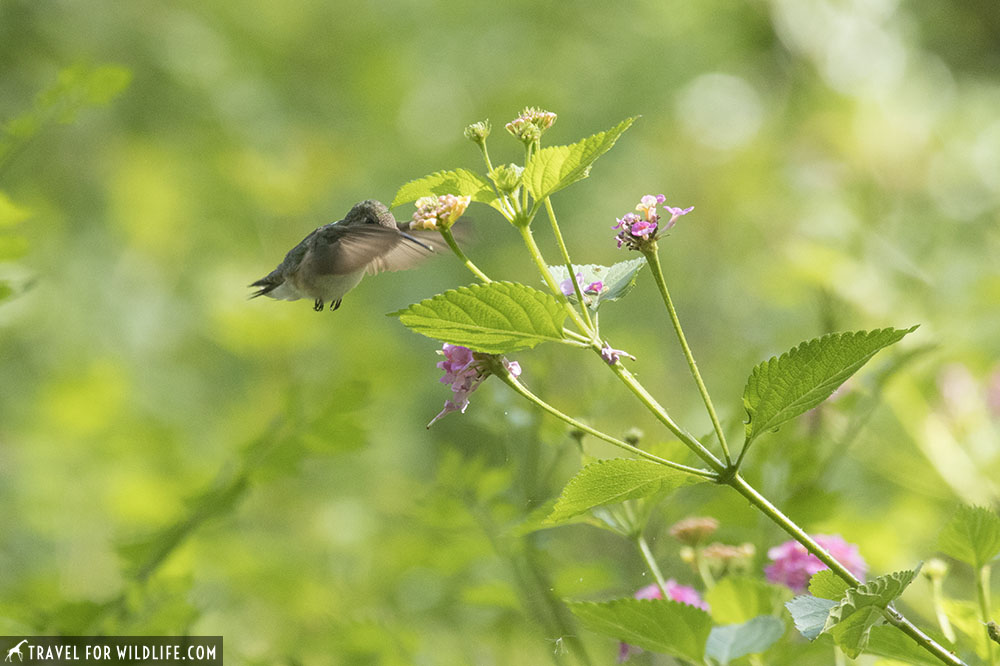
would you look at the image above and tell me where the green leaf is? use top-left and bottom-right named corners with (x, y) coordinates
top-left (786, 595), bottom-right (837, 640)
top-left (743, 327), bottom-right (917, 446)
top-left (547, 257), bottom-right (646, 312)
top-left (567, 598), bottom-right (711, 663)
top-left (809, 569), bottom-right (851, 601)
top-left (545, 458), bottom-right (705, 524)
top-left (706, 616), bottom-right (786, 665)
top-left (823, 568), bottom-right (919, 658)
top-left (938, 504), bottom-right (1000, 569)
top-left (706, 576), bottom-right (791, 624)
top-left (389, 281), bottom-right (567, 354)
top-left (390, 168), bottom-right (502, 212)
top-left (866, 625), bottom-right (953, 666)
top-left (523, 117), bottom-right (635, 200)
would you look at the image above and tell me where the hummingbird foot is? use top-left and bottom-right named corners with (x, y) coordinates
top-left (313, 299), bottom-right (324, 311)
top-left (331, 299), bottom-right (342, 311)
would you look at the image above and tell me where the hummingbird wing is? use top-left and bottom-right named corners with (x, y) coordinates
top-left (308, 224), bottom-right (435, 276)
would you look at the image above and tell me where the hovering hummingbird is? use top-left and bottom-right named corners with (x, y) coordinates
top-left (250, 199), bottom-right (435, 312)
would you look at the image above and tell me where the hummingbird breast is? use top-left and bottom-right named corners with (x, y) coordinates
top-left (291, 265), bottom-right (365, 302)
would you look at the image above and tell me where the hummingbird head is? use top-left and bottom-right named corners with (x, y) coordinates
top-left (344, 199), bottom-right (397, 229)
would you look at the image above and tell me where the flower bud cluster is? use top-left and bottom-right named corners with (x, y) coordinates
top-left (410, 194), bottom-right (471, 231)
top-left (505, 106), bottom-right (557, 143)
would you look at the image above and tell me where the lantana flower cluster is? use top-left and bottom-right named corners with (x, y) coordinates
top-left (427, 344), bottom-right (520, 428)
top-left (612, 193), bottom-right (693, 251)
top-left (559, 272), bottom-right (604, 298)
top-left (765, 534), bottom-right (868, 592)
top-left (410, 194), bottom-right (471, 231)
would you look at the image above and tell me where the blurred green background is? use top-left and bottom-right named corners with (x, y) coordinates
top-left (1, 1), bottom-right (998, 664)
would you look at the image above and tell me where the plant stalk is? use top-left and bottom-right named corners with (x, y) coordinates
top-left (643, 247), bottom-right (732, 465)
top-left (439, 227), bottom-right (492, 283)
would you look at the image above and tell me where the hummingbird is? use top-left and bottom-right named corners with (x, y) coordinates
top-left (250, 199), bottom-right (435, 312)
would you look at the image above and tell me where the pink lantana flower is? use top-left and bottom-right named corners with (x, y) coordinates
top-left (618, 580), bottom-right (708, 662)
top-left (427, 344), bottom-right (520, 428)
top-left (612, 194), bottom-right (692, 250)
top-left (765, 534), bottom-right (867, 593)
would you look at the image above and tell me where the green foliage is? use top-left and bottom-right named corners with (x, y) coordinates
top-left (789, 569), bottom-right (918, 658)
top-left (866, 625), bottom-right (954, 666)
top-left (567, 598), bottom-right (712, 663)
top-left (545, 458), bottom-right (705, 524)
top-left (390, 281), bottom-right (568, 353)
top-left (786, 595), bottom-right (837, 640)
top-left (809, 569), bottom-right (851, 600)
top-left (938, 504), bottom-right (1000, 569)
top-left (705, 615), bottom-right (786, 665)
top-left (705, 576), bottom-right (790, 624)
top-left (1, 64), bottom-right (131, 166)
top-left (390, 168), bottom-right (502, 213)
top-left (523, 118), bottom-right (635, 201)
top-left (742, 327), bottom-right (917, 447)
top-left (547, 258), bottom-right (646, 312)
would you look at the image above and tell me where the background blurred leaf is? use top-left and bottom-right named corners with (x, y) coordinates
top-left (706, 576), bottom-right (790, 624)
top-left (390, 281), bottom-right (567, 353)
top-left (938, 504), bottom-right (1000, 569)
top-left (705, 615), bottom-right (785, 665)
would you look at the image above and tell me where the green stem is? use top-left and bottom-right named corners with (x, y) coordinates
top-left (636, 533), bottom-right (670, 599)
top-left (978, 565), bottom-right (995, 666)
top-left (643, 247), bottom-right (732, 465)
top-left (726, 473), bottom-right (966, 666)
top-left (930, 576), bottom-right (957, 643)
top-left (517, 225), bottom-right (593, 336)
top-left (439, 227), bottom-right (492, 283)
top-left (693, 547), bottom-right (717, 589)
top-left (544, 198), bottom-right (595, 333)
top-left (496, 370), bottom-right (717, 480)
top-left (606, 362), bottom-right (727, 474)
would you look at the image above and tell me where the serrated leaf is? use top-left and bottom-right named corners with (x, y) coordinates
top-left (706, 576), bottom-right (791, 624)
top-left (823, 569), bottom-right (919, 659)
top-left (786, 595), bottom-right (837, 640)
top-left (545, 458), bottom-right (705, 524)
top-left (706, 616), bottom-right (786, 665)
top-left (524, 117), bottom-right (635, 200)
top-left (809, 569), bottom-right (851, 600)
top-left (390, 168), bottom-right (502, 212)
top-left (866, 625), bottom-right (953, 666)
top-left (938, 504), bottom-right (1000, 569)
top-left (389, 281), bottom-right (567, 353)
top-left (547, 257), bottom-right (646, 312)
top-left (743, 327), bottom-right (917, 446)
top-left (567, 598), bottom-right (711, 663)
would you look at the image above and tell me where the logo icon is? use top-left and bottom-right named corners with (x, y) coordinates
top-left (5, 640), bottom-right (28, 662)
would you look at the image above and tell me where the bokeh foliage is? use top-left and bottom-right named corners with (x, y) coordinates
top-left (1, 1), bottom-right (998, 664)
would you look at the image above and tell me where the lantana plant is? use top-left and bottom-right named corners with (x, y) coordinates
top-left (387, 107), bottom-right (999, 665)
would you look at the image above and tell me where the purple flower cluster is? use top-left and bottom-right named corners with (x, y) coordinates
top-left (612, 194), bottom-right (693, 250)
top-left (765, 534), bottom-right (867, 593)
top-left (619, 581), bottom-right (708, 662)
top-left (427, 344), bottom-right (521, 428)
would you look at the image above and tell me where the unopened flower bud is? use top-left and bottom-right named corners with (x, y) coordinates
top-left (490, 163), bottom-right (523, 195)
top-left (623, 427), bottom-right (643, 446)
top-left (464, 120), bottom-right (491, 146)
top-left (505, 106), bottom-right (556, 144)
top-left (679, 546), bottom-right (696, 566)
top-left (988, 621), bottom-right (1000, 646)
top-left (923, 558), bottom-right (949, 581)
top-left (669, 517), bottom-right (719, 546)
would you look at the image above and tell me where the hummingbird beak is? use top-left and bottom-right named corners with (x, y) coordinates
top-left (399, 231), bottom-right (435, 251)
